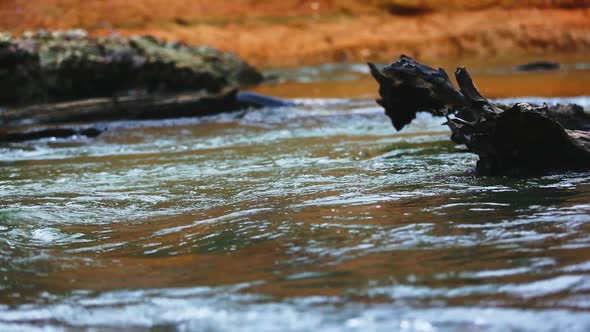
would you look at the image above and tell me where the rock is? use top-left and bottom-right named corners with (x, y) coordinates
top-left (514, 60), bottom-right (560, 71)
top-left (0, 30), bottom-right (263, 106)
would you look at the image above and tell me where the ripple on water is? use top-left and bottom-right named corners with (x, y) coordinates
top-left (1, 285), bottom-right (590, 332)
top-left (0, 97), bottom-right (590, 331)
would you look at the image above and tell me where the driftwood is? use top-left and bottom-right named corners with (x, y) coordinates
top-left (0, 89), bottom-right (294, 143)
top-left (0, 89), bottom-right (294, 128)
top-left (0, 89), bottom-right (238, 143)
top-left (0, 88), bottom-right (240, 127)
top-left (369, 55), bottom-right (590, 175)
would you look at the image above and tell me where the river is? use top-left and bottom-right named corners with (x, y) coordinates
top-left (1, 59), bottom-right (589, 331)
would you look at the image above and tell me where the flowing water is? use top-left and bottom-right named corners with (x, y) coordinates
top-left (1, 61), bottom-right (590, 331)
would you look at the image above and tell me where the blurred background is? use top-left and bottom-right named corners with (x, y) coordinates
top-left (2, 3), bottom-right (590, 331)
top-left (1, 0), bottom-right (589, 68)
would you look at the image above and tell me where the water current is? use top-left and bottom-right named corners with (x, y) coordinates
top-left (0, 62), bottom-right (589, 331)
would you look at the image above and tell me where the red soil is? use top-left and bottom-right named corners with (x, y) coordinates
top-left (1, 1), bottom-right (589, 67)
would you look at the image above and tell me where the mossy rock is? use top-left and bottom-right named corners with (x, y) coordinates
top-left (0, 29), bottom-right (263, 106)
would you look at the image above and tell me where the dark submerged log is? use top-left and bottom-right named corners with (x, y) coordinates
top-left (0, 89), bottom-right (295, 142)
top-left (369, 56), bottom-right (590, 175)
top-left (236, 91), bottom-right (297, 108)
top-left (0, 127), bottom-right (102, 143)
top-left (1, 89), bottom-right (295, 128)
top-left (0, 88), bottom-right (241, 127)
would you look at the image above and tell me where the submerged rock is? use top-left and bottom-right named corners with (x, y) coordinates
top-left (514, 60), bottom-right (560, 72)
top-left (0, 30), bottom-right (263, 106)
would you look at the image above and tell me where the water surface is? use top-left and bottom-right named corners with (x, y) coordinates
top-left (1, 64), bottom-right (590, 331)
